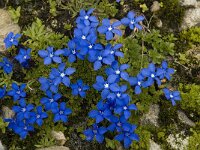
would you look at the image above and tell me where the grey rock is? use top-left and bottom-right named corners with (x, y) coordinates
top-left (180, 0), bottom-right (197, 7)
top-left (51, 131), bottom-right (66, 146)
top-left (141, 104), bottom-right (160, 127)
top-left (2, 106), bottom-right (15, 119)
top-left (151, 1), bottom-right (161, 12)
top-left (181, 7), bottom-right (200, 29)
top-left (0, 141), bottom-right (5, 150)
top-left (0, 9), bottom-right (21, 52)
top-left (37, 146), bottom-right (70, 150)
top-left (149, 139), bottom-right (162, 150)
top-left (167, 131), bottom-right (189, 150)
top-left (177, 110), bottom-right (195, 127)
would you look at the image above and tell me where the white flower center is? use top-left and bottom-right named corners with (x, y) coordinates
top-left (130, 20), bottom-right (135, 24)
top-left (115, 70), bottom-right (120, 75)
top-left (16, 91), bottom-right (20, 94)
top-left (78, 88), bottom-right (82, 92)
top-left (24, 126), bottom-right (27, 130)
top-left (84, 15), bottom-right (89, 19)
top-left (60, 73), bottom-right (65, 78)
top-left (59, 111), bottom-right (64, 115)
top-left (138, 81), bottom-right (141, 85)
top-left (117, 92), bottom-right (121, 97)
top-left (23, 55), bottom-right (27, 59)
top-left (93, 130), bottom-right (97, 134)
top-left (170, 94), bottom-right (173, 98)
top-left (108, 26), bottom-right (112, 31)
top-left (22, 108), bottom-right (26, 112)
top-left (50, 53), bottom-right (54, 58)
top-left (49, 99), bottom-right (54, 103)
top-left (104, 83), bottom-right (109, 88)
top-left (98, 56), bottom-right (103, 60)
top-left (72, 49), bottom-right (76, 54)
top-left (123, 106), bottom-right (128, 110)
top-left (89, 45), bottom-right (93, 49)
top-left (82, 35), bottom-right (86, 40)
top-left (10, 38), bottom-right (14, 42)
top-left (117, 122), bottom-right (121, 127)
top-left (37, 115), bottom-right (40, 118)
top-left (110, 50), bottom-right (114, 54)
top-left (151, 74), bottom-right (155, 78)
top-left (6, 64), bottom-right (10, 67)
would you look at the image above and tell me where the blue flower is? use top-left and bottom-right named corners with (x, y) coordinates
top-left (93, 75), bottom-right (119, 99)
top-left (121, 11), bottom-right (144, 30)
top-left (29, 106), bottom-right (48, 126)
top-left (40, 90), bottom-right (62, 111)
top-left (71, 79), bottom-right (89, 98)
top-left (51, 102), bottom-right (72, 123)
top-left (97, 19), bottom-right (122, 40)
top-left (104, 43), bottom-right (124, 58)
top-left (89, 100), bottom-right (112, 123)
top-left (114, 124), bottom-right (139, 148)
top-left (84, 124), bottom-right (107, 143)
top-left (141, 63), bottom-right (163, 87)
top-left (49, 63), bottom-right (76, 87)
top-left (64, 39), bottom-right (85, 63)
top-left (116, 0), bottom-right (120, 2)
top-left (12, 98), bottom-right (34, 121)
top-left (114, 96), bottom-right (137, 119)
top-left (107, 116), bottom-right (128, 132)
top-left (76, 9), bottom-right (99, 28)
top-left (0, 57), bottom-right (13, 74)
top-left (38, 46), bottom-right (64, 65)
top-left (157, 61), bottom-right (175, 80)
top-left (7, 83), bottom-right (26, 101)
top-left (39, 77), bottom-right (59, 93)
top-left (4, 32), bottom-right (21, 49)
top-left (107, 85), bottom-right (128, 102)
top-left (105, 61), bottom-right (129, 81)
top-left (15, 48), bottom-right (31, 64)
top-left (0, 85), bottom-right (6, 99)
top-left (163, 88), bottom-right (181, 106)
top-left (128, 73), bottom-right (145, 94)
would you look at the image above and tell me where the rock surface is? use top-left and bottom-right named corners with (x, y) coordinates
top-left (2, 106), bottom-right (15, 119)
top-left (51, 131), bottom-right (66, 146)
top-left (149, 139), bottom-right (162, 150)
top-left (37, 146), bottom-right (70, 150)
top-left (180, 0), bottom-right (197, 7)
top-left (0, 141), bottom-right (5, 150)
top-left (141, 104), bottom-right (160, 127)
top-left (0, 9), bottom-right (20, 52)
top-left (151, 1), bottom-right (161, 12)
top-left (181, 7), bottom-right (200, 29)
top-left (167, 131), bottom-right (189, 150)
top-left (177, 110), bottom-right (195, 127)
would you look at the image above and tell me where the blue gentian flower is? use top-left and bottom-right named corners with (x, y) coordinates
top-left (107, 116), bottom-right (128, 132)
top-left (29, 106), bottom-right (48, 126)
top-left (51, 102), bottom-right (72, 123)
top-left (0, 57), bottom-right (13, 74)
top-left (70, 79), bottom-right (90, 98)
top-left (87, 43), bottom-right (104, 62)
top-left (104, 44), bottom-right (124, 58)
top-left (93, 75), bottom-right (119, 99)
top-left (64, 39), bottom-right (85, 63)
top-left (49, 63), bottom-right (76, 87)
top-left (97, 19), bottom-right (122, 40)
top-left (40, 90), bottom-right (62, 111)
top-left (89, 49), bottom-right (115, 70)
top-left (141, 63), bottom-right (163, 87)
top-left (116, 0), bottom-right (120, 2)
top-left (163, 88), bottom-right (181, 106)
top-left (114, 124), bottom-right (139, 148)
top-left (89, 100), bottom-right (112, 123)
top-left (7, 83), bottom-right (26, 101)
top-left (38, 46), bottom-right (64, 65)
top-left (39, 77), bottom-right (59, 93)
top-left (107, 85), bottom-right (128, 101)
top-left (12, 98), bottom-right (34, 121)
top-left (0, 85), bottom-right (6, 99)
top-left (121, 11), bottom-right (144, 30)
top-left (157, 61), bottom-right (175, 80)
top-left (76, 9), bottom-right (99, 28)
top-left (105, 61), bottom-right (129, 81)
top-left (4, 32), bottom-right (21, 49)
top-left (84, 124), bottom-right (107, 143)
top-left (15, 48), bottom-right (31, 64)
top-left (114, 96), bottom-right (137, 119)
top-left (128, 73), bottom-right (145, 94)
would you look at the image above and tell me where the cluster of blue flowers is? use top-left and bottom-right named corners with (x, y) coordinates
top-left (0, 8), bottom-right (181, 148)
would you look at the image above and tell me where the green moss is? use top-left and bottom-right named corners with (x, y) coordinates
top-left (187, 129), bottom-right (200, 150)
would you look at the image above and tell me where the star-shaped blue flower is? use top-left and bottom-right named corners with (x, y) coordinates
top-left (104, 43), bottom-right (124, 58)
top-left (98, 19), bottom-right (122, 40)
top-left (121, 11), bottom-right (144, 30)
top-left (49, 63), bottom-right (76, 87)
top-left (163, 88), bottom-right (181, 106)
top-left (38, 46), bottom-right (64, 65)
top-left (0, 57), bottom-right (13, 74)
top-left (51, 102), bottom-right (72, 123)
top-left (15, 48), bottom-right (31, 64)
top-left (7, 83), bottom-right (26, 101)
top-left (70, 79), bottom-right (90, 98)
top-left (157, 61), bottom-right (175, 80)
top-left (4, 32), bottom-right (21, 49)
top-left (0, 85), bottom-right (6, 99)
top-left (128, 73), bottom-right (145, 94)
top-left (39, 77), bottom-right (59, 93)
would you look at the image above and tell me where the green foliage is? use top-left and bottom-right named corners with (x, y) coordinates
top-left (187, 129), bottom-right (200, 150)
top-left (179, 83), bottom-right (200, 115)
top-left (8, 6), bottom-right (21, 23)
top-left (0, 117), bottom-right (8, 133)
top-left (35, 136), bottom-right (56, 148)
top-left (48, 0), bottom-right (57, 17)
